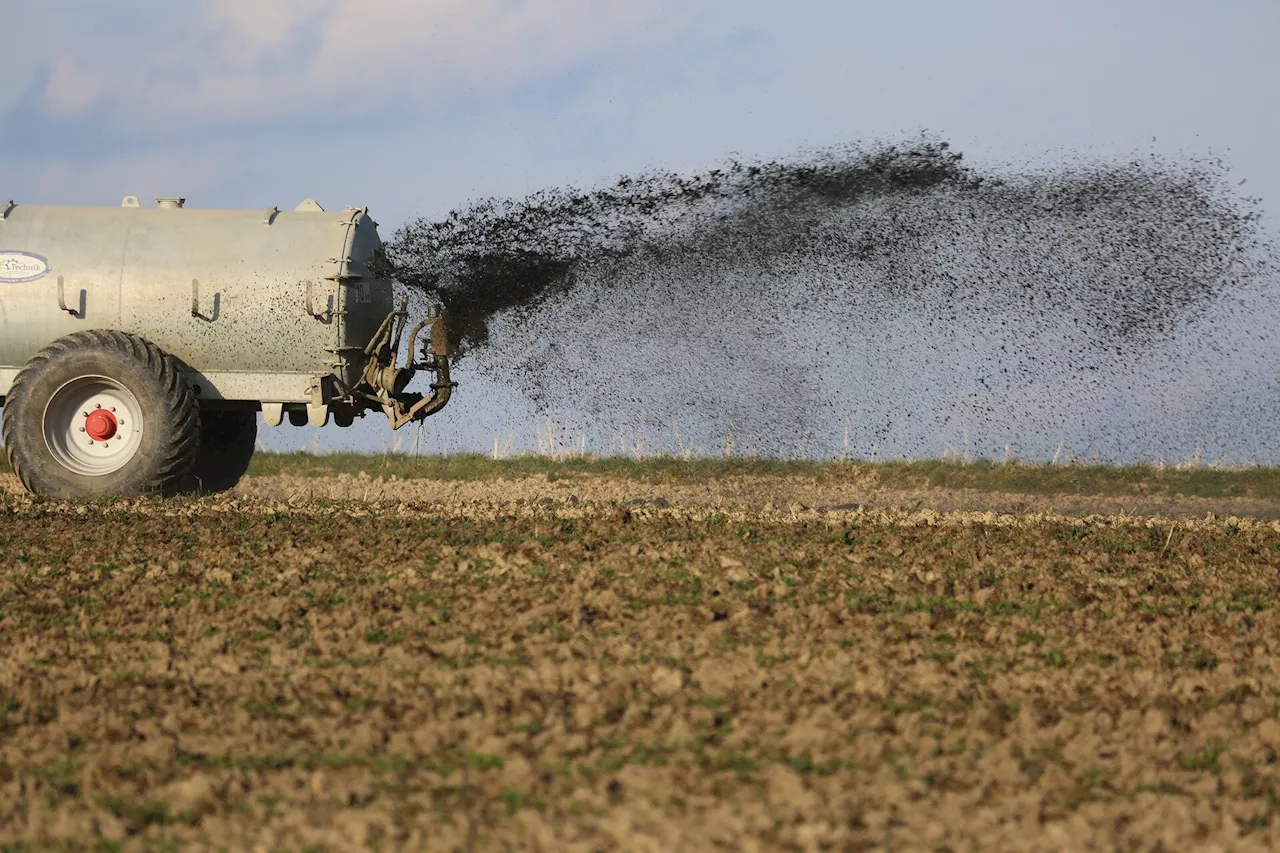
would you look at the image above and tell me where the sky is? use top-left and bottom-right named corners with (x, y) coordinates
top-left (3, 0), bottom-right (1279, 458)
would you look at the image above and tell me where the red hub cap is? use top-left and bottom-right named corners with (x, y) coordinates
top-left (85, 409), bottom-right (119, 442)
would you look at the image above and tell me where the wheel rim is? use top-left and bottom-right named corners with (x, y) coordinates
top-left (43, 376), bottom-right (144, 476)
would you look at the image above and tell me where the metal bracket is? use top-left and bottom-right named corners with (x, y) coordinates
top-left (338, 206), bottom-right (366, 225)
top-left (0, 200), bottom-right (14, 220)
top-left (261, 402), bottom-right (285, 427)
top-left (56, 276), bottom-right (78, 316)
top-left (307, 377), bottom-right (330, 427)
top-left (263, 206), bottom-right (279, 226)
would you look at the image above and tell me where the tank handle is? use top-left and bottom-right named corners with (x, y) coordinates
top-left (1, 200), bottom-right (14, 219)
top-left (56, 276), bottom-right (78, 316)
top-left (191, 279), bottom-right (215, 321)
top-left (304, 280), bottom-right (333, 322)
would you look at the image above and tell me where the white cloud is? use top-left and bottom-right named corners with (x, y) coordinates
top-left (42, 59), bottom-right (110, 117)
top-left (29, 0), bottom-right (689, 127)
top-left (203, 0), bottom-right (332, 69)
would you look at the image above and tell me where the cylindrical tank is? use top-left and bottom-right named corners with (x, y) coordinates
top-left (0, 197), bottom-right (392, 403)
top-left (0, 196), bottom-right (454, 498)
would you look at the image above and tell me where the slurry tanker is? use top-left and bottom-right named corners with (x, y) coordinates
top-left (0, 196), bottom-right (454, 497)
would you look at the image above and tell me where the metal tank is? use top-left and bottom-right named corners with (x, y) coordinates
top-left (0, 196), bottom-right (454, 497)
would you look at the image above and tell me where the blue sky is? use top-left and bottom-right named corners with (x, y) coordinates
top-left (5, 1), bottom-right (1277, 222)
top-left (4, 1), bottom-right (1278, 458)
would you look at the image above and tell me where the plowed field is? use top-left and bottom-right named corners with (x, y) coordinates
top-left (2, 470), bottom-right (1280, 851)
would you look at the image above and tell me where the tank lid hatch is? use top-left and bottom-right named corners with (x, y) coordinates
top-left (156, 197), bottom-right (186, 209)
top-left (295, 198), bottom-right (325, 212)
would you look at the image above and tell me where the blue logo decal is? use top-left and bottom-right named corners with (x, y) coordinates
top-left (0, 251), bottom-right (51, 284)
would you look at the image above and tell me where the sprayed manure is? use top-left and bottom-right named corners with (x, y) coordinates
top-left (384, 139), bottom-right (1276, 461)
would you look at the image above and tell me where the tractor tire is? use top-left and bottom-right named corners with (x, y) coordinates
top-left (1, 330), bottom-right (200, 498)
top-left (182, 409), bottom-right (257, 494)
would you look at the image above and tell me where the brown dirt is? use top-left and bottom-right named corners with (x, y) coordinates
top-left (2, 478), bottom-right (1280, 851)
top-left (233, 471), bottom-right (1280, 520)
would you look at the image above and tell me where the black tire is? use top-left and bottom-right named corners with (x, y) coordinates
top-left (182, 409), bottom-right (257, 494)
top-left (2, 330), bottom-right (200, 497)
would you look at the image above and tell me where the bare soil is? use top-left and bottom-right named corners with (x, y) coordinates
top-left (1, 473), bottom-right (1279, 851)
top-left (235, 470), bottom-right (1280, 520)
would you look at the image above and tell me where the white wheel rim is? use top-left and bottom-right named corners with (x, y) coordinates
top-left (43, 376), bottom-right (144, 477)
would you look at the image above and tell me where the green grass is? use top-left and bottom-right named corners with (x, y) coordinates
top-left (243, 451), bottom-right (829, 483)
top-left (238, 452), bottom-right (1280, 500)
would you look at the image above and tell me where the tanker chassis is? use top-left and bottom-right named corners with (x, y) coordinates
top-left (0, 196), bottom-right (454, 498)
